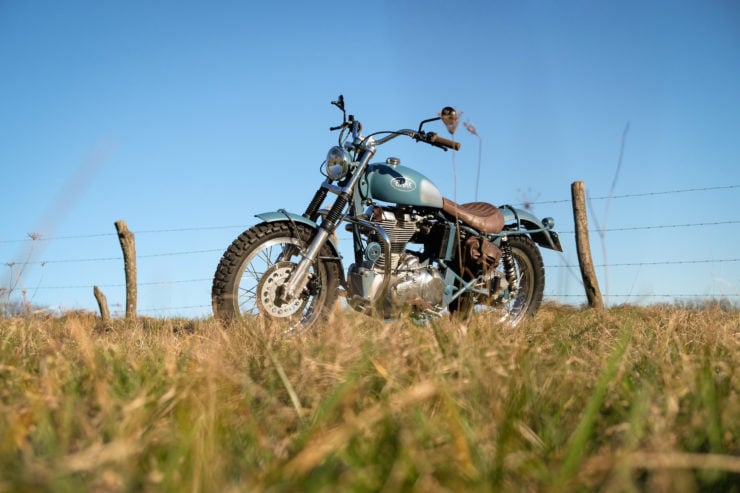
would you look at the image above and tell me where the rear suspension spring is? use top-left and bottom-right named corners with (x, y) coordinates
top-left (501, 238), bottom-right (518, 288)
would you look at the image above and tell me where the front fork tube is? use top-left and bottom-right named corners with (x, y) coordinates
top-left (303, 187), bottom-right (328, 221)
top-left (284, 229), bottom-right (332, 300)
top-left (283, 194), bottom-right (347, 301)
top-left (283, 146), bottom-right (376, 301)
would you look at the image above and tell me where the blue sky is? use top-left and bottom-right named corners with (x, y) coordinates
top-left (1, 0), bottom-right (738, 317)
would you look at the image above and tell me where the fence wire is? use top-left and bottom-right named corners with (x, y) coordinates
top-left (3, 183), bottom-right (739, 313)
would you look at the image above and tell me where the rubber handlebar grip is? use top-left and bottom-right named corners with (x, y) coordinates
top-left (430, 134), bottom-right (461, 151)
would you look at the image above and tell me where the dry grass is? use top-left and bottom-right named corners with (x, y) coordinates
top-left (0, 304), bottom-right (738, 492)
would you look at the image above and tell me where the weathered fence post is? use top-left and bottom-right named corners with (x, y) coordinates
top-left (115, 220), bottom-right (137, 319)
top-left (93, 285), bottom-right (111, 324)
top-left (571, 181), bottom-right (604, 309)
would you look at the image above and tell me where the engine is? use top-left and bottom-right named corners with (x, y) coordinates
top-left (389, 253), bottom-right (446, 308)
top-left (347, 206), bottom-right (446, 316)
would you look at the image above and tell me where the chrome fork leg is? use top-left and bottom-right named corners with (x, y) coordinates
top-left (282, 228), bottom-right (331, 301)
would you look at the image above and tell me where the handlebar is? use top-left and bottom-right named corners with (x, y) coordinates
top-left (331, 96), bottom-right (462, 152)
top-left (427, 133), bottom-right (461, 151)
top-left (371, 129), bottom-right (461, 151)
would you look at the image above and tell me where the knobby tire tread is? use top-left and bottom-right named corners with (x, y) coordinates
top-left (211, 222), bottom-right (340, 327)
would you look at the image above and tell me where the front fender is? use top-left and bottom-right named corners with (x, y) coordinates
top-left (255, 210), bottom-right (343, 257)
top-left (499, 205), bottom-right (563, 252)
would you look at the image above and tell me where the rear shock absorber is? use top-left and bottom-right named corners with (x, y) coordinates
top-left (501, 237), bottom-right (518, 292)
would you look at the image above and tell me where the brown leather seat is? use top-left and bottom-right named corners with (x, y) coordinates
top-left (442, 199), bottom-right (505, 234)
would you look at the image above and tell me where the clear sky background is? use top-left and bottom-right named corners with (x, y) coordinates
top-left (1, 0), bottom-right (738, 317)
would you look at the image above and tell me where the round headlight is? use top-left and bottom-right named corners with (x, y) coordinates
top-left (326, 146), bottom-right (350, 181)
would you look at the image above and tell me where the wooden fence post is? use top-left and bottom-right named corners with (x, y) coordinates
top-left (115, 220), bottom-right (137, 319)
top-left (571, 181), bottom-right (604, 309)
top-left (93, 285), bottom-right (111, 324)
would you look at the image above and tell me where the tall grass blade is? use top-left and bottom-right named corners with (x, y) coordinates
top-left (550, 322), bottom-right (632, 492)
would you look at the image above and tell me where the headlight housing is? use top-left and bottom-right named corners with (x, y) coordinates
top-left (325, 146), bottom-right (351, 181)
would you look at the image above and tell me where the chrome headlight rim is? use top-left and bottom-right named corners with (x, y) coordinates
top-left (325, 146), bottom-right (351, 181)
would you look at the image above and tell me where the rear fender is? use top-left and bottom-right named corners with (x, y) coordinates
top-left (498, 205), bottom-right (563, 252)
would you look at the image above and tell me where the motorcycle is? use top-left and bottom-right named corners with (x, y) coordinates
top-left (212, 95), bottom-right (563, 331)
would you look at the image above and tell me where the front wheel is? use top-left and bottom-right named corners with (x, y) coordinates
top-left (211, 221), bottom-right (341, 332)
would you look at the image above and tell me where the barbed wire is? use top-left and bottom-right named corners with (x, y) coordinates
top-left (25, 263), bottom-right (739, 291)
top-left (137, 294), bottom-right (740, 315)
top-left (35, 256), bottom-right (731, 271)
top-left (0, 225), bottom-right (250, 244)
top-left (32, 278), bottom-right (211, 290)
top-left (138, 304), bottom-right (212, 313)
top-left (546, 258), bottom-right (740, 268)
top-left (3, 183), bottom-right (738, 244)
top-left (525, 184), bottom-right (740, 206)
top-left (550, 294), bottom-right (740, 298)
top-left (134, 294), bottom-right (738, 314)
top-left (18, 294), bottom-right (740, 316)
top-left (14, 218), bottom-right (738, 267)
top-left (3, 183), bottom-right (739, 314)
top-left (6, 241), bottom-right (739, 269)
top-left (12, 248), bottom-right (224, 265)
top-left (557, 219), bottom-right (740, 235)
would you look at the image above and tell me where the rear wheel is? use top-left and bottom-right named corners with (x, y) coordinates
top-left (212, 222), bottom-right (341, 332)
top-left (453, 235), bottom-right (545, 325)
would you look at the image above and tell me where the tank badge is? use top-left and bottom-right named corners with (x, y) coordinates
top-left (390, 177), bottom-right (417, 192)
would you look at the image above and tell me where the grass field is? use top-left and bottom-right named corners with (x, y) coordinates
top-left (0, 304), bottom-right (738, 492)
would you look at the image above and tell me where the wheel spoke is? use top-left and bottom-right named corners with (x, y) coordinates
top-left (245, 263), bottom-right (263, 280)
top-left (239, 285), bottom-right (257, 297)
top-left (256, 247), bottom-right (274, 267)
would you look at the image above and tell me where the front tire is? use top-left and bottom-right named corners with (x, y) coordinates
top-left (211, 222), bottom-right (340, 332)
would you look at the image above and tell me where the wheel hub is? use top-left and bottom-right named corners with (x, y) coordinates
top-left (256, 261), bottom-right (308, 318)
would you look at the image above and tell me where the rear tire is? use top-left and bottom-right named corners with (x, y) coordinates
top-left (498, 235), bottom-right (545, 324)
top-left (212, 222), bottom-right (340, 332)
top-left (452, 235), bottom-right (545, 325)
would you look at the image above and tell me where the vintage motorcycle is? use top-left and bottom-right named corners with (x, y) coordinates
top-left (212, 96), bottom-right (562, 330)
